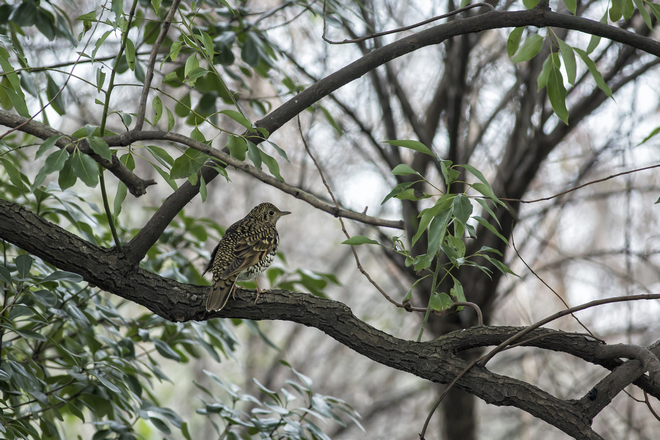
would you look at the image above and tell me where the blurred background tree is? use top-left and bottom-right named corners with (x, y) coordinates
top-left (1, 0), bottom-right (660, 439)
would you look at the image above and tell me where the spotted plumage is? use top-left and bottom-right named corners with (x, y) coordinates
top-left (204, 203), bottom-right (291, 311)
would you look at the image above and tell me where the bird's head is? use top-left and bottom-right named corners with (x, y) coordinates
top-left (249, 203), bottom-right (291, 225)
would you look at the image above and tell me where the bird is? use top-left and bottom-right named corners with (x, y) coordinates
top-left (204, 203), bottom-right (291, 311)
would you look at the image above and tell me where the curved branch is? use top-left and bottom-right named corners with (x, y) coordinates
top-left (104, 130), bottom-right (404, 264)
top-left (0, 110), bottom-right (156, 197)
top-left (94, 7), bottom-right (660, 263)
top-left (1, 197), bottom-right (659, 439)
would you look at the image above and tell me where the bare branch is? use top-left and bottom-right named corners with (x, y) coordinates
top-left (134, 0), bottom-right (182, 131)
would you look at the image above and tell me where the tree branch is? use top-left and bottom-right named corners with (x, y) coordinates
top-left (104, 130), bottom-right (404, 264)
top-left (0, 110), bottom-right (156, 197)
top-left (134, 0), bottom-right (182, 131)
top-left (1, 197), bottom-right (659, 440)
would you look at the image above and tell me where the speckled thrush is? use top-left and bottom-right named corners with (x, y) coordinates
top-left (204, 203), bottom-right (291, 311)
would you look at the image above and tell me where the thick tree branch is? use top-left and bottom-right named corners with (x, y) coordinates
top-left (86, 7), bottom-right (658, 266)
top-left (0, 110), bottom-right (156, 197)
top-left (1, 197), bottom-right (659, 439)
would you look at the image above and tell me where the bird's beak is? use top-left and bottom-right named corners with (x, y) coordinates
top-left (281, 211), bottom-right (292, 216)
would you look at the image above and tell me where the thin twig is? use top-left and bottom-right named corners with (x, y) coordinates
top-left (511, 229), bottom-right (596, 338)
top-left (499, 163), bottom-right (660, 204)
top-left (322, 2), bottom-right (495, 45)
top-left (644, 390), bottom-right (660, 422)
top-left (297, 116), bottom-right (403, 307)
top-left (135, 0), bottom-right (182, 131)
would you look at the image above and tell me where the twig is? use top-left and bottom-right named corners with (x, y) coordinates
top-left (135, 0), bottom-right (182, 131)
top-left (499, 163), bottom-right (660, 204)
top-left (98, 0), bottom-right (140, 251)
top-left (297, 116), bottom-right (402, 307)
top-left (322, 2), bottom-right (495, 45)
top-left (511, 229), bottom-right (596, 338)
top-left (644, 391), bottom-right (660, 422)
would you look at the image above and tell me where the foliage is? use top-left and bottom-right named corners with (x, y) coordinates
top-left (0, 145), bottom-right (358, 439)
top-left (342, 140), bottom-right (516, 339)
top-left (196, 363), bottom-right (363, 439)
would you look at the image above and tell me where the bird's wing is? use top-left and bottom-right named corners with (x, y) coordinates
top-left (220, 233), bottom-right (272, 279)
top-left (203, 242), bottom-right (220, 275)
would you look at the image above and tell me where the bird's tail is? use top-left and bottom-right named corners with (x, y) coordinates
top-left (206, 278), bottom-right (235, 311)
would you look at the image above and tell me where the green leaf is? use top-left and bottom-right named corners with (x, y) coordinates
top-left (385, 139), bottom-right (435, 157)
top-left (391, 164), bottom-right (419, 176)
top-left (93, 373), bottom-right (121, 393)
top-left (623, 0), bottom-right (635, 18)
top-left (563, 0), bottom-right (577, 14)
top-left (96, 67), bottom-right (106, 93)
top-left (610, 0), bottom-right (623, 21)
top-left (199, 174), bottom-right (207, 202)
top-left (35, 135), bottom-right (61, 159)
top-left (2, 85), bottom-right (30, 117)
top-left (547, 65), bottom-right (569, 125)
top-left (639, 126), bottom-right (660, 145)
top-left (114, 182), bottom-right (127, 218)
top-left (32, 290), bottom-right (57, 307)
top-left (260, 150), bottom-right (283, 181)
top-left (166, 106), bottom-right (175, 131)
top-left (319, 104), bottom-right (342, 135)
top-left (146, 145), bottom-right (174, 166)
top-left (556, 39), bottom-right (576, 85)
top-left (341, 236), bottom-right (379, 246)
top-left (507, 27), bottom-right (524, 57)
top-left (46, 74), bottom-right (65, 116)
top-left (151, 96), bottom-right (163, 127)
top-left (523, 0), bottom-right (540, 8)
top-left (427, 209), bottom-right (451, 256)
top-left (71, 151), bottom-right (99, 187)
top-left (0, 158), bottom-right (27, 192)
top-left (58, 156), bottom-right (77, 189)
top-left (586, 10), bottom-right (607, 54)
top-left (381, 181), bottom-right (416, 205)
top-left (429, 292), bottom-right (454, 311)
top-left (470, 183), bottom-right (496, 202)
top-left (574, 48), bottom-right (612, 98)
top-left (125, 38), bottom-right (136, 70)
top-left (632, 0), bottom-right (653, 30)
top-left (153, 338), bottom-right (182, 361)
top-left (227, 135), bottom-right (247, 161)
top-left (649, 3), bottom-right (660, 24)
top-left (474, 216), bottom-right (509, 244)
top-left (44, 149), bottom-right (70, 175)
top-left (43, 271), bottom-right (84, 283)
top-left (219, 109), bottom-right (252, 130)
top-left (170, 149), bottom-right (209, 179)
top-left (15, 255), bottom-right (33, 278)
top-left (87, 136), bottom-right (112, 160)
top-left (0, 266), bottom-right (12, 284)
top-left (175, 93), bottom-right (191, 117)
top-left (185, 66), bottom-right (210, 84)
top-left (537, 53), bottom-right (553, 91)
top-left (452, 194), bottom-right (473, 225)
top-left (512, 34), bottom-right (543, 62)
top-left (0, 53), bottom-right (22, 95)
top-left (247, 141), bottom-right (262, 169)
top-left (450, 278), bottom-right (466, 303)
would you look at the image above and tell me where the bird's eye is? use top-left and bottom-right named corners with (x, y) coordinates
top-left (269, 210), bottom-right (275, 215)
